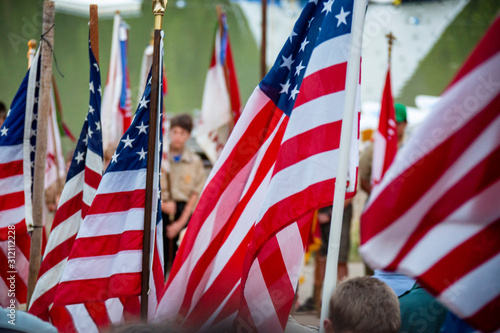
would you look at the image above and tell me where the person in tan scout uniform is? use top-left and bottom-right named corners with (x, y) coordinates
top-left (161, 114), bottom-right (206, 269)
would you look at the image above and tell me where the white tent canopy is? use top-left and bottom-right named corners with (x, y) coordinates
top-left (54, 0), bottom-right (143, 17)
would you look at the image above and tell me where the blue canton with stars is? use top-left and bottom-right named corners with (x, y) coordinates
top-left (106, 67), bottom-right (163, 175)
top-left (0, 49), bottom-right (41, 189)
top-left (260, 0), bottom-right (354, 116)
top-left (66, 39), bottom-right (103, 181)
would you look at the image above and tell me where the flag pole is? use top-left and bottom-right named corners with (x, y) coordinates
top-left (319, 0), bottom-right (367, 331)
top-left (90, 4), bottom-right (99, 65)
top-left (260, 0), bottom-right (267, 80)
top-left (27, 0), bottom-right (55, 307)
top-left (386, 32), bottom-right (395, 67)
top-left (141, 0), bottom-right (166, 321)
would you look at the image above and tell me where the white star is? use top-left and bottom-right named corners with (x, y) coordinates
top-left (88, 105), bottom-right (95, 114)
top-left (137, 148), bottom-right (147, 160)
top-left (0, 127), bottom-right (8, 136)
top-left (295, 61), bottom-right (306, 76)
top-left (98, 85), bottom-right (102, 95)
top-left (89, 81), bottom-right (94, 93)
top-left (322, 0), bottom-right (334, 15)
top-left (30, 144), bottom-right (35, 153)
top-left (309, 0), bottom-right (318, 4)
top-left (111, 152), bottom-right (119, 163)
top-left (121, 135), bottom-right (135, 148)
top-left (300, 37), bottom-right (310, 52)
top-left (138, 96), bottom-right (150, 109)
top-left (136, 122), bottom-right (148, 135)
top-left (74, 151), bottom-right (84, 164)
top-left (280, 54), bottom-right (295, 70)
top-left (95, 121), bottom-right (101, 131)
top-left (307, 17), bottom-right (315, 29)
top-left (335, 7), bottom-right (351, 27)
top-left (34, 97), bottom-right (39, 104)
top-left (7, 109), bottom-right (11, 116)
top-left (88, 127), bottom-right (94, 139)
top-left (148, 76), bottom-right (152, 85)
top-left (288, 30), bottom-right (298, 43)
top-left (31, 128), bottom-right (37, 137)
top-left (289, 85), bottom-right (300, 100)
top-left (93, 63), bottom-right (99, 72)
top-left (83, 134), bottom-right (89, 145)
top-left (280, 79), bottom-right (291, 94)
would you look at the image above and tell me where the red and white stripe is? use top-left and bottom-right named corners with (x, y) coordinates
top-left (155, 31), bottom-right (360, 332)
top-left (360, 17), bottom-right (500, 333)
top-left (52, 168), bottom-right (164, 321)
top-left (28, 148), bottom-right (108, 331)
top-left (0, 145), bottom-right (30, 307)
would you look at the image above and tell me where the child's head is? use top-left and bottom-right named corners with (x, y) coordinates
top-left (324, 276), bottom-right (400, 333)
top-left (169, 114), bottom-right (193, 151)
top-left (0, 102), bottom-right (7, 127)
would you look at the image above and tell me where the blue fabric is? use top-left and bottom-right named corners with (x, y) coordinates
top-left (373, 269), bottom-right (416, 297)
top-left (173, 154), bottom-right (182, 163)
top-left (440, 311), bottom-right (477, 333)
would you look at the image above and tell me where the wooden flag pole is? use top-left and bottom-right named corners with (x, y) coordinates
top-left (90, 4), bottom-right (99, 65)
top-left (386, 32), bottom-right (396, 67)
top-left (260, 0), bottom-right (267, 80)
top-left (319, 0), bottom-right (367, 331)
top-left (141, 0), bottom-right (167, 321)
top-left (27, 0), bottom-right (55, 308)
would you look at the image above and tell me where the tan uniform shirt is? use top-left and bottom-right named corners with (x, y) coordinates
top-left (359, 142), bottom-right (374, 183)
top-left (161, 148), bottom-right (206, 204)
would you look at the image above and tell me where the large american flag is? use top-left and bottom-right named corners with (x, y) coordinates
top-left (0, 48), bottom-right (41, 307)
top-left (52, 36), bottom-right (165, 321)
top-left (28, 39), bottom-right (124, 332)
top-left (155, 0), bottom-right (360, 331)
top-left (360, 17), bottom-right (500, 333)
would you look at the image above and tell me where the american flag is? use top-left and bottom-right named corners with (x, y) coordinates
top-left (52, 35), bottom-right (165, 321)
top-left (101, 12), bottom-right (132, 149)
top-left (28, 39), bottom-right (122, 332)
top-left (196, 11), bottom-right (242, 164)
top-left (360, 17), bottom-right (500, 333)
top-left (0, 48), bottom-right (41, 307)
top-left (371, 67), bottom-right (397, 186)
top-left (155, 0), bottom-right (360, 331)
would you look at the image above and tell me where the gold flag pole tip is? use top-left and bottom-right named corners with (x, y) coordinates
top-left (153, 0), bottom-right (167, 30)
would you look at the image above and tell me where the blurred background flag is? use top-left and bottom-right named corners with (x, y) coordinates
top-left (196, 7), bottom-right (241, 165)
top-left (101, 12), bottom-right (132, 150)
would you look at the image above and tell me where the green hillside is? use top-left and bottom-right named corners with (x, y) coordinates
top-left (0, 0), bottom-right (259, 151)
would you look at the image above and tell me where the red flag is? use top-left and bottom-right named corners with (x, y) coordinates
top-left (360, 17), bottom-right (500, 333)
top-left (371, 67), bottom-right (397, 186)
